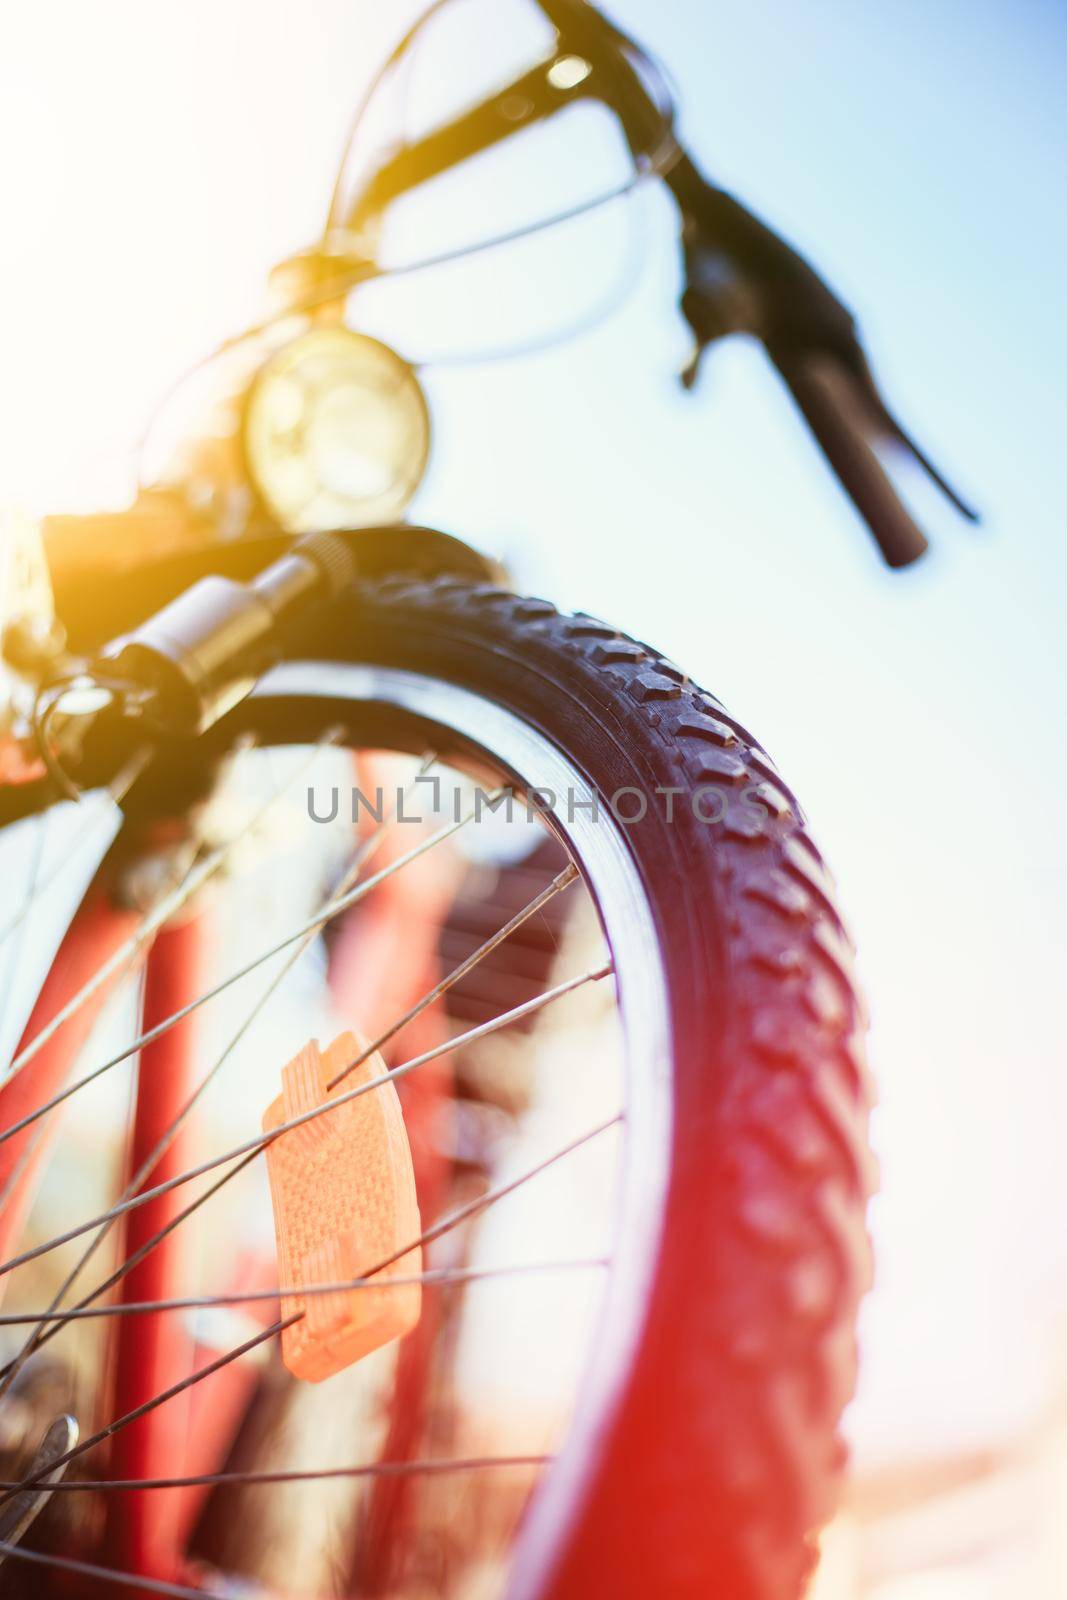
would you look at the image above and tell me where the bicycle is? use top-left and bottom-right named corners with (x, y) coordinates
top-left (0, 2), bottom-right (973, 1596)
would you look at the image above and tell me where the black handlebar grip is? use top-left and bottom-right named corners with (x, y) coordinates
top-left (774, 356), bottom-right (929, 568)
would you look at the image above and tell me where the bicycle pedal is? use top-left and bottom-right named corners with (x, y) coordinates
top-left (263, 1032), bottom-right (422, 1382)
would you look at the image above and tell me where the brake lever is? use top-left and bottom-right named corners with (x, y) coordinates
top-left (676, 176), bottom-right (978, 566)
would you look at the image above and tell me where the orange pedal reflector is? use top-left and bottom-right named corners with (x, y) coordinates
top-left (263, 1031), bottom-right (422, 1382)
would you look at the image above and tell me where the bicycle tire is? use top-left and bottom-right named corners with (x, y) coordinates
top-left (2, 570), bottom-right (874, 1600)
top-left (238, 571), bottom-right (876, 1600)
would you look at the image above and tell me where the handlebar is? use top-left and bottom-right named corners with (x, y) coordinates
top-left (343, 0), bottom-right (976, 566)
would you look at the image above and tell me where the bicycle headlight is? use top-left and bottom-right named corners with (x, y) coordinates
top-left (243, 327), bottom-right (429, 533)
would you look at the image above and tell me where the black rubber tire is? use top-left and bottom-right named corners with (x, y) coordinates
top-left (278, 573), bottom-right (875, 1600)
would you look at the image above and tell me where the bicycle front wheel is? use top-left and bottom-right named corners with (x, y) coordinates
top-left (231, 573), bottom-right (876, 1600)
top-left (1, 573), bottom-right (873, 1600)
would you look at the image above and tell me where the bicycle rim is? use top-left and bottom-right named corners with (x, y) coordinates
top-left (0, 661), bottom-right (672, 1598)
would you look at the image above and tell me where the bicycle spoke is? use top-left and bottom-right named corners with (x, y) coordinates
top-left (0, 1317), bottom-right (293, 1506)
top-left (2, 736), bottom-right (335, 1086)
top-left (1, 1454), bottom-right (552, 1494)
top-left (0, 761), bottom-right (473, 1388)
top-left (0, 779), bottom-right (483, 1152)
top-left (0, 1149), bottom-right (259, 1381)
top-left (0, 740), bottom-right (353, 1400)
top-left (326, 861), bottom-right (579, 1089)
top-left (0, 1543), bottom-right (227, 1600)
top-left (0, 740), bottom-right (622, 1574)
top-left (0, 756), bottom-right (445, 1397)
top-left (0, 868), bottom-right (201, 1219)
top-left (1, 1111), bottom-right (622, 1379)
top-left (0, 1157), bottom-right (613, 1500)
top-left (0, 1107), bottom-right (49, 1218)
top-left (0, 1240), bottom-right (602, 1512)
top-left (0, 1448), bottom-right (553, 1595)
top-left (0, 961), bottom-right (612, 1280)
top-left (388, 1112), bottom-right (624, 1273)
top-left (0, 1256), bottom-right (610, 1324)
